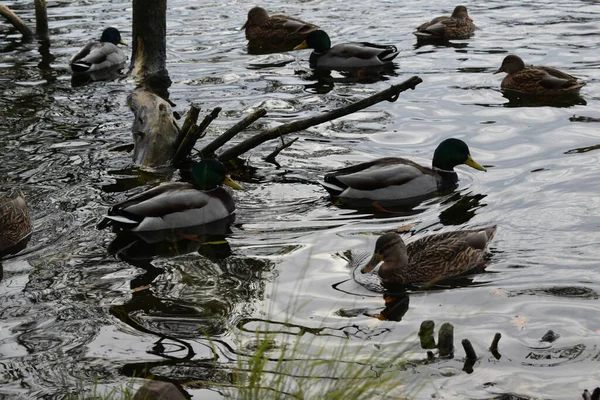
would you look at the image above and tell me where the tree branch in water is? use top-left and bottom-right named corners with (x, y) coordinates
top-left (217, 76), bottom-right (423, 161)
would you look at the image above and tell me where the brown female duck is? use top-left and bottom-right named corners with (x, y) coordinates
top-left (494, 55), bottom-right (585, 95)
top-left (242, 7), bottom-right (319, 51)
top-left (0, 189), bottom-right (32, 257)
top-left (414, 5), bottom-right (475, 40)
top-left (361, 226), bottom-right (497, 285)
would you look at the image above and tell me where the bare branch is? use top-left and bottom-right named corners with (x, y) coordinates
top-left (173, 107), bottom-right (221, 164)
top-left (264, 137), bottom-right (299, 163)
top-left (0, 4), bottom-right (33, 39)
top-left (200, 108), bottom-right (266, 158)
top-left (218, 76), bottom-right (422, 161)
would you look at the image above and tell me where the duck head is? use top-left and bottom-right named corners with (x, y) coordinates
top-left (494, 55), bottom-right (526, 75)
top-left (242, 7), bottom-right (270, 29)
top-left (191, 159), bottom-right (243, 191)
top-left (100, 27), bottom-right (126, 46)
top-left (361, 233), bottom-right (408, 280)
top-left (294, 30), bottom-right (331, 52)
top-left (432, 138), bottom-right (486, 172)
top-left (451, 5), bottom-right (471, 20)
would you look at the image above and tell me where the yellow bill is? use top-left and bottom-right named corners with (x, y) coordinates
top-left (119, 39), bottom-right (127, 46)
top-left (224, 175), bottom-right (243, 190)
top-left (465, 155), bottom-right (486, 171)
top-left (293, 40), bottom-right (308, 50)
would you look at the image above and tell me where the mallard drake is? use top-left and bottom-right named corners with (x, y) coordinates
top-left (98, 160), bottom-right (243, 232)
top-left (0, 189), bottom-right (32, 257)
top-left (494, 55), bottom-right (586, 95)
top-left (414, 5), bottom-right (475, 40)
top-left (322, 138), bottom-right (485, 202)
top-left (293, 30), bottom-right (399, 70)
top-left (242, 6), bottom-right (319, 51)
top-left (70, 27), bottom-right (127, 73)
top-left (361, 226), bottom-right (497, 285)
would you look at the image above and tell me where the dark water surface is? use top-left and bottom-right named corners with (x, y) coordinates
top-left (1, 0), bottom-right (600, 398)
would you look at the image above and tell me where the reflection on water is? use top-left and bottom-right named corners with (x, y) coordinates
top-left (1, 0), bottom-right (600, 398)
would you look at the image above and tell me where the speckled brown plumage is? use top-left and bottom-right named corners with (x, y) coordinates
top-left (361, 226), bottom-right (497, 285)
top-left (0, 189), bottom-right (32, 256)
top-left (242, 7), bottom-right (319, 51)
top-left (495, 55), bottom-right (585, 95)
top-left (414, 5), bottom-right (475, 40)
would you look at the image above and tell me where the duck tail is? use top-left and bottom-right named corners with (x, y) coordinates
top-left (465, 225), bottom-right (497, 250)
top-left (97, 215), bottom-right (139, 230)
top-left (70, 62), bottom-right (92, 73)
top-left (379, 46), bottom-right (399, 63)
top-left (320, 180), bottom-right (345, 196)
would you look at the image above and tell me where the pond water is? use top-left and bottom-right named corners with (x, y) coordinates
top-left (1, 0), bottom-right (600, 398)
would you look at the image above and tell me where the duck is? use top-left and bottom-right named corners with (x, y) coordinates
top-left (322, 138), bottom-right (485, 202)
top-left (70, 27), bottom-right (127, 73)
top-left (98, 159), bottom-right (243, 232)
top-left (361, 226), bottom-right (497, 285)
top-left (494, 55), bottom-right (585, 95)
top-left (242, 6), bottom-right (319, 51)
top-left (0, 189), bottom-right (32, 258)
top-left (293, 30), bottom-right (399, 71)
top-left (414, 5), bottom-right (475, 40)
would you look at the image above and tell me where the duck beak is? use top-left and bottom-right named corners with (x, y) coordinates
top-left (119, 39), bottom-right (127, 46)
top-left (361, 252), bottom-right (382, 274)
top-left (493, 67), bottom-right (503, 75)
top-left (294, 40), bottom-right (308, 50)
top-left (241, 22), bottom-right (247, 30)
top-left (465, 155), bottom-right (486, 172)
top-left (223, 175), bottom-right (243, 190)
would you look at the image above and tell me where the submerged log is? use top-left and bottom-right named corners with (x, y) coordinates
top-left (128, 88), bottom-right (179, 168)
top-left (0, 4), bottom-right (33, 39)
top-left (217, 76), bottom-right (422, 161)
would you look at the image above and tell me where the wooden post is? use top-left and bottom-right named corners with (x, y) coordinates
top-left (131, 0), bottom-right (170, 89)
top-left (128, 0), bottom-right (179, 168)
top-left (34, 0), bottom-right (48, 42)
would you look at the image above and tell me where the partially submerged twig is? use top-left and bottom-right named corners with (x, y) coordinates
top-left (0, 4), bottom-right (34, 39)
top-left (217, 76), bottom-right (423, 161)
top-left (264, 137), bottom-right (298, 163)
top-left (489, 332), bottom-right (502, 360)
top-left (461, 339), bottom-right (477, 374)
top-left (201, 108), bottom-right (266, 158)
top-left (173, 107), bottom-right (221, 164)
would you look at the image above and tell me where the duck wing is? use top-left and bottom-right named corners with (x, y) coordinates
top-left (414, 16), bottom-right (451, 38)
top-left (101, 183), bottom-right (235, 231)
top-left (504, 67), bottom-right (583, 92)
top-left (269, 15), bottom-right (318, 34)
top-left (111, 183), bottom-right (209, 217)
top-left (536, 66), bottom-right (578, 81)
top-left (70, 42), bottom-right (125, 72)
top-left (324, 42), bottom-right (398, 66)
top-left (324, 158), bottom-right (431, 193)
top-left (406, 226), bottom-right (496, 280)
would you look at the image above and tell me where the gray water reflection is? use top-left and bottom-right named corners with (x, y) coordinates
top-left (1, 0), bottom-right (600, 398)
